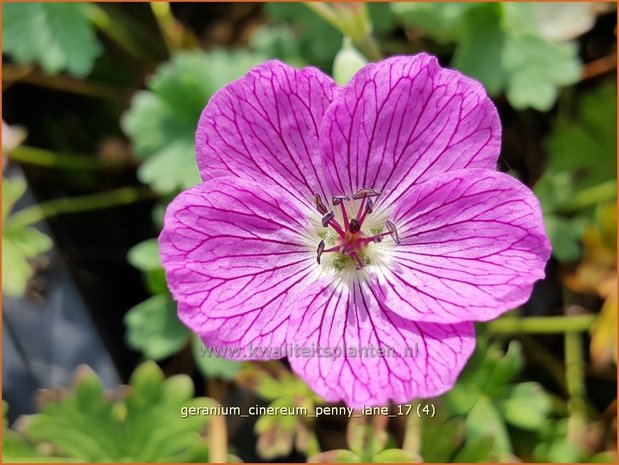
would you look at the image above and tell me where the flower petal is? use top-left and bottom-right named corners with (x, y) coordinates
top-left (196, 60), bottom-right (337, 207)
top-left (287, 275), bottom-right (475, 407)
top-left (159, 177), bottom-right (317, 355)
top-left (379, 169), bottom-right (551, 324)
top-left (320, 53), bottom-right (500, 208)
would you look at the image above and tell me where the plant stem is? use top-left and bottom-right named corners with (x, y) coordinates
top-left (402, 409), bottom-right (421, 457)
top-left (558, 180), bottom-right (617, 213)
top-left (7, 187), bottom-right (155, 228)
top-left (3, 64), bottom-right (121, 100)
top-left (208, 412), bottom-right (228, 463)
top-left (150, 2), bottom-right (181, 53)
top-left (87, 3), bottom-right (153, 62)
top-left (565, 331), bottom-right (587, 443)
top-left (8, 145), bottom-right (125, 170)
top-left (486, 314), bottom-right (596, 334)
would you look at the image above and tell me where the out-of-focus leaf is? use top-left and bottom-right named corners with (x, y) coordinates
top-left (546, 83), bottom-right (617, 191)
top-left (2, 178), bottom-right (53, 298)
top-left (124, 295), bottom-right (189, 360)
top-left (498, 382), bottom-right (552, 431)
top-left (543, 215), bottom-right (585, 262)
top-left (191, 335), bottom-right (241, 380)
top-left (308, 449), bottom-right (361, 463)
top-left (24, 362), bottom-right (215, 462)
top-left (503, 35), bottom-right (580, 111)
top-left (236, 361), bottom-right (322, 460)
top-left (264, 3), bottom-right (341, 70)
top-left (372, 448), bottom-right (418, 463)
top-left (420, 412), bottom-right (465, 462)
top-left (396, 3), bottom-right (581, 110)
top-left (127, 238), bottom-right (167, 295)
top-left (127, 238), bottom-right (161, 271)
top-left (452, 434), bottom-right (495, 463)
top-left (2, 177), bottom-right (27, 222)
top-left (2, 3), bottom-right (102, 76)
top-left (534, 419), bottom-right (583, 462)
top-left (250, 25), bottom-right (305, 67)
top-left (486, 340), bottom-right (524, 391)
top-left (391, 2), bottom-right (475, 44)
top-left (451, 4), bottom-right (507, 95)
top-left (465, 396), bottom-right (511, 454)
top-left (122, 50), bottom-right (264, 194)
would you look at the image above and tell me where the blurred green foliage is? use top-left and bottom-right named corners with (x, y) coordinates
top-left (2, 177), bottom-right (53, 297)
top-left (535, 83), bottom-right (617, 262)
top-left (2, 2), bottom-right (102, 77)
top-left (4, 362), bottom-right (215, 462)
top-left (2, 2), bottom-right (617, 463)
top-left (392, 2), bottom-right (583, 110)
top-left (121, 50), bottom-right (265, 194)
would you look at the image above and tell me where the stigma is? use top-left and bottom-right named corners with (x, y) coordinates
top-left (313, 189), bottom-right (400, 270)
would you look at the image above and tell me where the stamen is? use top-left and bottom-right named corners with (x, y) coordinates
top-left (333, 195), bottom-right (350, 229)
top-left (317, 241), bottom-right (340, 264)
top-left (350, 251), bottom-right (366, 270)
top-left (352, 188), bottom-right (380, 200)
top-left (322, 211), bottom-right (345, 236)
top-left (385, 220), bottom-right (401, 244)
top-left (313, 194), bottom-right (328, 215)
top-left (316, 240), bottom-right (325, 264)
top-left (332, 195), bottom-right (350, 206)
top-left (357, 198), bottom-right (374, 225)
top-left (321, 212), bottom-right (335, 227)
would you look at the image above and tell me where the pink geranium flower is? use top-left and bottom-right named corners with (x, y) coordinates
top-left (159, 54), bottom-right (551, 407)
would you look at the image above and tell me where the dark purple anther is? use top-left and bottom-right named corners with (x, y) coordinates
top-left (313, 193), bottom-right (328, 215)
top-left (316, 240), bottom-right (325, 264)
top-left (365, 198), bottom-right (374, 215)
top-left (385, 220), bottom-right (401, 244)
top-left (353, 188), bottom-right (380, 200)
top-left (332, 195), bottom-right (350, 206)
top-left (322, 211), bottom-right (335, 227)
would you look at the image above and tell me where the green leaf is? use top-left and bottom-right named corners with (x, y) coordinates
top-left (122, 50), bottom-right (265, 194)
top-left (503, 35), bottom-right (580, 111)
top-left (452, 4), bottom-right (507, 95)
top-left (191, 335), bottom-right (241, 380)
top-left (391, 2), bottom-right (476, 44)
top-left (498, 382), bottom-right (551, 431)
top-left (545, 83), bottom-right (617, 192)
top-left (543, 214), bottom-right (584, 262)
top-left (421, 414), bottom-right (465, 462)
top-left (3, 224), bottom-right (53, 298)
top-left (264, 3), bottom-right (342, 70)
top-left (2, 177), bottom-right (27, 222)
top-left (393, 3), bottom-right (582, 110)
top-left (124, 294), bottom-right (189, 361)
top-left (372, 448), bottom-right (418, 463)
top-left (250, 25), bottom-right (305, 68)
top-left (24, 362), bottom-right (214, 462)
top-left (465, 396), bottom-right (511, 454)
top-left (127, 238), bottom-right (161, 271)
top-left (453, 434), bottom-right (495, 462)
top-left (486, 340), bottom-right (524, 390)
top-left (2, 3), bottom-right (102, 77)
top-left (533, 419), bottom-right (583, 462)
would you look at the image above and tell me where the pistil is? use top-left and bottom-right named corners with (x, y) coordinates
top-left (313, 189), bottom-right (399, 269)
